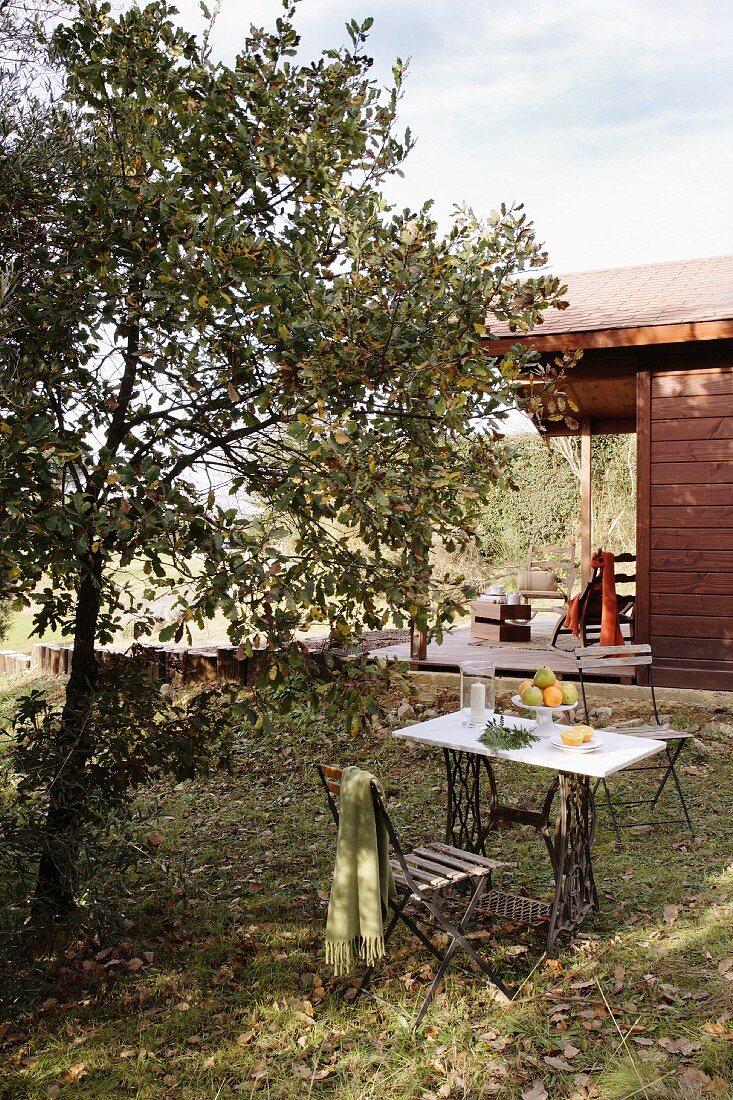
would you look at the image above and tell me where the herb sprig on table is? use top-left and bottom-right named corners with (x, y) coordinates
top-left (479, 715), bottom-right (540, 751)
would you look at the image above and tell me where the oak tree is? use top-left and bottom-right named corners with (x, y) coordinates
top-left (0, 0), bottom-right (566, 913)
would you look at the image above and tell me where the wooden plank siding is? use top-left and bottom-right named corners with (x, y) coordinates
top-left (651, 506), bottom-right (733, 526)
top-left (650, 592), bottom-right (733, 616)
top-left (647, 350), bottom-right (733, 688)
top-left (652, 461), bottom-right (733, 485)
top-left (651, 417), bottom-right (733, 442)
top-left (651, 476), bottom-right (733, 498)
top-left (651, 527), bottom-right (733, 548)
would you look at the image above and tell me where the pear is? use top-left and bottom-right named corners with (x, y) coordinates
top-left (533, 666), bottom-right (556, 690)
top-left (521, 685), bottom-right (544, 707)
top-left (560, 681), bottom-right (579, 705)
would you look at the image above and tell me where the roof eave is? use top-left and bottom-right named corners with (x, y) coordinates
top-left (483, 318), bottom-right (733, 355)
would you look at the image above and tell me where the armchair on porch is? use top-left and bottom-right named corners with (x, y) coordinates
top-left (551, 550), bottom-right (635, 648)
top-left (517, 544), bottom-right (576, 611)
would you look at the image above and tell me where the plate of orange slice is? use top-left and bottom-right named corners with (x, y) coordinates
top-left (550, 726), bottom-right (603, 752)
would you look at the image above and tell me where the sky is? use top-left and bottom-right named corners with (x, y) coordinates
top-left (169, 0), bottom-right (733, 276)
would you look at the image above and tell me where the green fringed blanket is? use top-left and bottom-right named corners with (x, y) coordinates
top-left (325, 767), bottom-right (396, 977)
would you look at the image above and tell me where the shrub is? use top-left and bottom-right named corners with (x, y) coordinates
top-left (0, 653), bottom-right (237, 923)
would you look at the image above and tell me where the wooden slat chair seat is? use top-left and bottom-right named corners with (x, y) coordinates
top-left (574, 645), bottom-right (693, 837)
top-left (316, 765), bottom-right (511, 1028)
top-left (392, 843), bottom-right (500, 899)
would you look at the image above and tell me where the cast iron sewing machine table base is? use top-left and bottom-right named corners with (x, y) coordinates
top-left (443, 747), bottom-right (597, 952)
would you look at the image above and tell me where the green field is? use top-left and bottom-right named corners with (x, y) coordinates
top-left (1, 560), bottom-right (234, 654)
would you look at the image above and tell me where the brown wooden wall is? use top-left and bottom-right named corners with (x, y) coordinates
top-left (642, 343), bottom-right (733, 689)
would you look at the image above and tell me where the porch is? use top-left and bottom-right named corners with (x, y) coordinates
top-left (368, 613), bottom-right (625, 681)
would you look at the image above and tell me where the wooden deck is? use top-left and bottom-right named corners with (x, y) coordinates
top-left (369, 616), bottom-right (631, 682)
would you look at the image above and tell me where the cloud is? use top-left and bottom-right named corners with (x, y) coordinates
top-left (164, 0), bottom-right (733, 269)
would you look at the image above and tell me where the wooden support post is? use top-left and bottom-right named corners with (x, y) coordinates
top-left (154, 647), bottom-right (168, 682)
top-left (635, 366), bottom-right (651, 651)
top-left (187, 650), bottom-right (218, 683)
top-left (141, 645), bottom-right (163, 681)
top-left (410, 622), bottom-right (428, 662)
top-left (235, 647), bottom-right (248, 685)
top-left (580, 417), bottom-right (592, 588)
top-left (48, 646), bottom-right (62, 676)
top-left (246, 649), bottom-right (266, 687)
top-left (216, 646), bottom-right (237, 681)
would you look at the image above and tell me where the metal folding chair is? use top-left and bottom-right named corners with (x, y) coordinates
top-left (317, 765), bottom-right (511, 1028)
top-left (574, 645), bottom-right (693, 838)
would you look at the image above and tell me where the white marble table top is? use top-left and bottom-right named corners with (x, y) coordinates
top-left (393, 709), bottom-right (665, 779)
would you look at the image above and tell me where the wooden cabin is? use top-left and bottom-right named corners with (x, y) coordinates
top-left (488, 255), bottom-right (733, 690)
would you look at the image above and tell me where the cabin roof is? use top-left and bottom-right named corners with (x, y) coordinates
top-left (491, 254), bottom-right (733, 338)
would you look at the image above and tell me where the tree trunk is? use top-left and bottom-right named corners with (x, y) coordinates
top-left (32, 556), bottom-right (103, 918)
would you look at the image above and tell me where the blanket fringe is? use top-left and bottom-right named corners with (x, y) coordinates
top-left (325, 935), bottom-right (386, 977)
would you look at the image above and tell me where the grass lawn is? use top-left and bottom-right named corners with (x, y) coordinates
top-left (0, 675), bottom-right (731, 1099)
top-left (1, 611), bottom-right (68, 655)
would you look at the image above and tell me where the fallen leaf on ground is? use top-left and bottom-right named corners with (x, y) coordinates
top-left (704, 1021), bottom-right (733, 1039)
top-left (61, 1063), bottom-right (87, 1083)
top-left (522, 1082), bottom-right (549, 1100)
top-left (717, 957), bottom-right (733, 978)
top-left (569, 1073), bottom-right (598, 1100)
top-left (544, 1055), bottom-right (574, 1071)
top-left (676, 1065), bottom-right (716, 1096)
top-left (479, 1033), bottom-right (512, 1051)
top-left (659, 1037), bottom-right (702, 1055)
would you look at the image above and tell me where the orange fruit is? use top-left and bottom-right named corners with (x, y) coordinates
top-left (518, 680), bottom-right (533, 696)
top-left (561, 728), bottom-right (585, 746)
top-left (542, 684), bottom-right (564, 708)
top-left (574, 724), bottom-right (595, 742)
